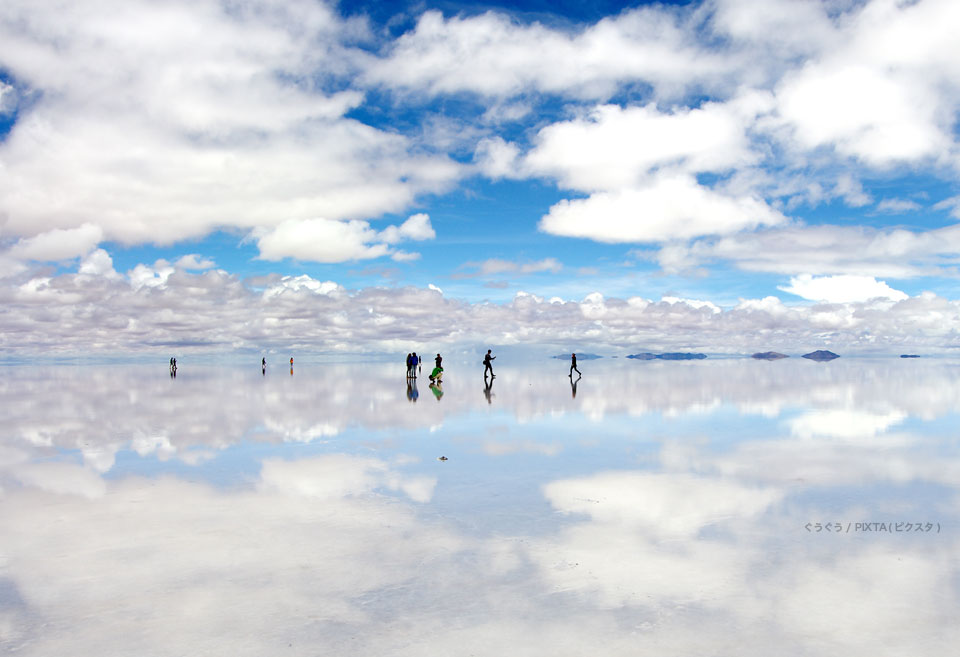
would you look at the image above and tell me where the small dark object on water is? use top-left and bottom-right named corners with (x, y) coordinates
top-left (802, 350), bottom-right (840, 361)
top-left (752, 352), bottom-right (788, 360)
top-left (437, 456), bottom-right (448, 461)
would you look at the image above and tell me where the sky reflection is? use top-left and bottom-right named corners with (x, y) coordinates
top-left (1, 358), bottom-right (958, 654)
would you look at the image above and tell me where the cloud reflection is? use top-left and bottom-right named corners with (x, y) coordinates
top-left (1, 360), bottom-right (959, 654)
top-left (2, 358), bottom-right (959, 466)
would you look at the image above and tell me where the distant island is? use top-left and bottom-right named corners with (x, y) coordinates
top-left (900, 354), bottom-right (921, 358)
top-left (551, 353), bottom-right (602, 360)
top-left (752, 352), bottom-right (788, 360)
top-left (802, 350), bottom-right (840, 361)
top-left (627, 352), bottom-right (707, 360)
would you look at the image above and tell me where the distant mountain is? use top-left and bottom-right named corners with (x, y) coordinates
top-left (802, 350), bottom-right (840, 361)
top-left (900, 354), bottom-right (921, 358)
top-left (627, 352), bottom-right (707, 360)
top-left (551, 353), bottom-right (602, 360)
top-left (752, 352), bottom-right (788, 360)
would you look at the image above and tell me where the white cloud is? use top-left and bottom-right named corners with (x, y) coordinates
top-left (474, 136), bottom-right (521, 179)
top-left (833, 174), bottom-right (872, 208)
top-left (256, 214), bottom-right (436, 263)
top-left (0, 79), bottom-right (15, 114)
top-left (6, 255), bottom-right (960, 355)
top-left (128, 260), bottom-right (175, 290)
top-left (175, 254), bottom-right (216, 270)
top-left (5, 224), bottom-right (103, 261)
top-left (875, 198), bottom-right (922, 214)
top-left (933, 195), bottom-right (960, 218)
top-left (771, 0), bottom-right (960, 167)
top-left (390, 250), bottom-right (422, 262)
top-left (539, 172), bottom-right (785, 243)
top-left (780, 274), bottom-right (908, 303)
top-left (361, 7), bottom-right (734, 100)
top-left (256, 218), bottom-right (389, 263)
top-left (378, 213), bottom-right (436, 243)
top-left (77, 248), bottom-right (121, 279)
top-left (0, 0), bottom-right (460, 247)
top-left (661, 222), bottom-right (960, 277)
top-left (523, 100), bottom-right (764, 192)
top-left (478, 258), bottom-right (563, 276)
top-left (261, 275), bottom-right (344, 300)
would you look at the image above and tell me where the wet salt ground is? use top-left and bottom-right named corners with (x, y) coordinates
top-left (1, 357), bottom-right (959, 655)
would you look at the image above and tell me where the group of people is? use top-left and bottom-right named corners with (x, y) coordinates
top-left (405, 352), bottom-right (421, 378)
top-left (406, 352), bottom-right (446, 383)
top-left (172, 350), bottom-right (581, 384)
top-left (403, 350), bottom-right (582, 380)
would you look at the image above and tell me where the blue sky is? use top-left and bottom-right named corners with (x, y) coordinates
top-left (2, 0), bottom-right (960, 356)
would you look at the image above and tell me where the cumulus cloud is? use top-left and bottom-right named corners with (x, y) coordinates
top-left (523, 100), bottom-right (764, 191)
top-left (255, 213), bottom-right (435, 263)
top-left (361, 7), bottom-right (734, 100)
top-left (3, 261), bottom-right (960, 356)
top-left (771, 0), bottom-right (960, 167)
top-left (474, 136), bottom-right (521, 179)
top-left (5, 224), bottom-right (103, 261)
top-left (378, 213), bottom-right (436, 244)
top-left (175, 254), bottom-right (216, 270)
top-left (539, 173), bottom-right (785, 243)
top-left (780, 274), bottom-right (909, 304)
top-left (0, 0), bottom-right (460, 248)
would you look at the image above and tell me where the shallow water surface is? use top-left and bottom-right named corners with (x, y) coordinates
top-left (1, 357), bottom-right (959, 655)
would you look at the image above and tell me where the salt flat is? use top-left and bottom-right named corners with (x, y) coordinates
top-left (1, 357), bottom-right (958, 655)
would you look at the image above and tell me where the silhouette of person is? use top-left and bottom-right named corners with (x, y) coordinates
top-left (483, 375), bottom-right (494, 404)
top-left (483, 349), bottom-right (496, 378)
top-left (569, 353), bottom-right (581, 377)
top-left (412, 352), bottom-right (420, 376)
top-left (435, 353), bottom-right (442, 369)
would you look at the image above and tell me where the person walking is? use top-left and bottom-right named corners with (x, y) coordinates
top-left (483, 349), bottom-right (496, 378)
top-left (569, 353), bottom-right (581, 377)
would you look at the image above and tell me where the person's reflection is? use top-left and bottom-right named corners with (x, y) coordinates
top-left (407, 377), bottom-right (419, 402)
top-left (429, 382), bottom-right (443, 401)
top-left (570, 373), bottom-right (581, 398)
top-left (483, 376), bottom-right (494, 404)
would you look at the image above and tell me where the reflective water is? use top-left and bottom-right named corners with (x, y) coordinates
top-left (1, 357), bottom-right (958, 655)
